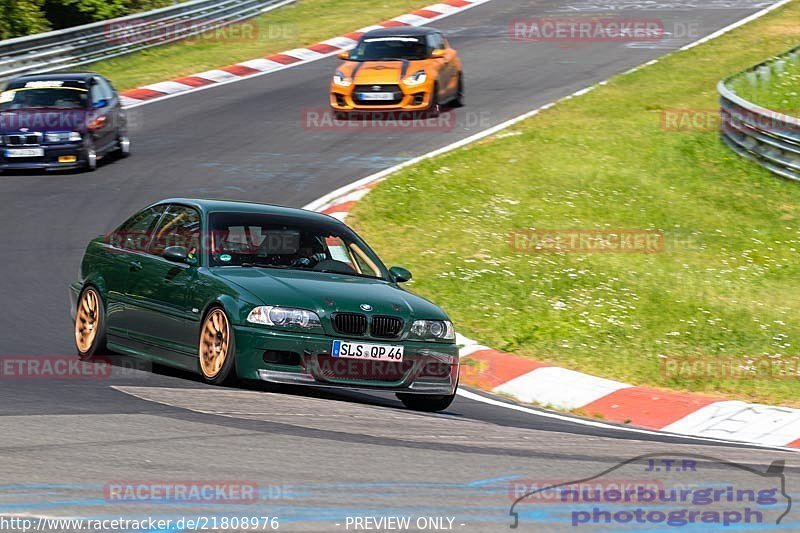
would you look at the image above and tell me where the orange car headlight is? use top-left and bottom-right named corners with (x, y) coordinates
top-left (333, 70), bottom-right (352, 87)
top-left (403, 70), bottom-right (428, 86)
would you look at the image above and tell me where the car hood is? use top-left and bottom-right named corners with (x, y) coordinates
top-left (212, 267), bottom-right (449, 321)
top-left (0, 108), bottom-right (90, 134)
top-left (342, 60), bottom-right (426, 85)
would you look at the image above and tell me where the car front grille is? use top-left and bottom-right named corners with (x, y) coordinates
top-left (2, 133), bottom-right (42, 146)
top-left (332, 312), bottom-right (368, 336)
top-left (353, 85), bottom-right (403, 105)
top-left (370, 315), bottom-right (404, 338)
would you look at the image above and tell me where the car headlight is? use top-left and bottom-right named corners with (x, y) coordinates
top-left (333, 70), bottom-right (352, 87)
top-left (44, 131), bottom-right (82, 143)
top-left (409, 320), bottom-right (455, 341)
top-left (403, 70), bottom-right (427, 86)
top-left (247, 306), bottom-right (322, 330)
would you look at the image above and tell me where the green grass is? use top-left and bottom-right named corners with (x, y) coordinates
top-left (90, 0), bottom-right (431, 91)
top-left (729, 47), bottom-right (800, 114)
top-left (350, 1), bottom-right (800, 406)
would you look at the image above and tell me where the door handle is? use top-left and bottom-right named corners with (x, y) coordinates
top-left (129, 261), bottom-right (143, 272)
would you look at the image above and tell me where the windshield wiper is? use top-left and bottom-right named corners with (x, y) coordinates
top-left (240, 262), bottom-right (288, 269)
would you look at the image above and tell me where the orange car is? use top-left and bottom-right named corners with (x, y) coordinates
top-left (330, 27), bottom-right (463, 116)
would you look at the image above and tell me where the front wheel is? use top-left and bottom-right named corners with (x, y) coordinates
top-left (83, 141), bottom-right (97, 171)
top-left (426, 83), bottom-right (441, 117)
top-left (397, 392), bottom-right (456, 412)
top-left (451, 73), bottom-right (464, 108)
top-left (199, 307), bottom-right (236, 385)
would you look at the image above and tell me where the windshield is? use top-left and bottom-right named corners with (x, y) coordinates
top-left (349, 36), bottom-right (429, 61)
top-left (209, 212), bottom-right (390, 280)
top-left (0, 85), bottom-right (88, 110)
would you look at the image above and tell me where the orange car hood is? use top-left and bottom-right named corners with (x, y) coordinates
top-left (343, 60), bottom-right (427, 84)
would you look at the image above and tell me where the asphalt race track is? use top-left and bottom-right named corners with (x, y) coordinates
top-left (1, 0), bottom-right (797, 531)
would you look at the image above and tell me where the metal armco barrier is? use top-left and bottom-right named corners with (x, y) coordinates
top-left (719, 46), bottom-right (800, 182)
top-left (0, 0), bottom-right (294, 83)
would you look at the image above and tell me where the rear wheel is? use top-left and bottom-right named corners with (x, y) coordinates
top-left (199, 307), bottom-right (236, 385)
top-left (397, 392), bottom-right (456, 412)
top-left (75, 286), bottom-right (107, 359)
top-left (116, 133), bottom-right (131, 158)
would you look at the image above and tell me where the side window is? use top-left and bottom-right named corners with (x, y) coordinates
top-left (149, 205), bottom-right (202, 257)
top-left (91, 78), bottom-right (113, 105)
top-left (99, 78), bottom-right (115, 101)
top-left (111, 206), bottom-right (165, 252)
top-left (428, 33), bottom-right (444, 51)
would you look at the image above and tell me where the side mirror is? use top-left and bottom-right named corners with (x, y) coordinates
top-left (389, 266), bottom-right (412, 283)
top-left (337, 50), bottom-right (350, 60)
top-left (431, 49), bottom-right (446, 59)
top-left (162, 245), bottom-right (189, 264)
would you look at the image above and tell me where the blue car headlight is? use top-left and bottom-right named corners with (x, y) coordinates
top-left (409, 320), bottom-right (455, 341)
top-left (44, 131), bottom-right (82, 143)
top-left (247, 306), bottom-right (323, 331)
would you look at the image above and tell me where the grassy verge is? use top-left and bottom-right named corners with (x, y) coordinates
top-left (90, 0), bottom-right (432, 91)
top-left (729, 48), bottom-right (800, 114)
top-left (350, 1), bottom-right (800, 406)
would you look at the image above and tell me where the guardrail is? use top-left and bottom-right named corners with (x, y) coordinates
top-left (0, 0), bottom-right (294, 84)
top-left (719, 46), bottom-right (800, 182)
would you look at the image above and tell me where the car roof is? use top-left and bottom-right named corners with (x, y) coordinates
top-left (361, 26), bottom-right (439, 39)
top-left (153, 198), bottom-right (342, 224)
top-left (9, 72), bottom-right (98, 84)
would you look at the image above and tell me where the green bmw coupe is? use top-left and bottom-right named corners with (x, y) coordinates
top-left (70, 198), bottom-right (459, 411)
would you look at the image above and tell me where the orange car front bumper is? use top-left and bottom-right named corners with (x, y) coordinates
top-left (330, 80), bottom-right (435, 112)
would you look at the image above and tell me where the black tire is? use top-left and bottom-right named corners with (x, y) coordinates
top-left (74, 286), bottom-right (108, 360)
top-left (199, 306), bottom-right (237, 385)
top-left (116, 132), bottom-right (131, 158)
top-left (397, 392), bottom-right (456, 412)
top-left (451, 73), bottom-right (465, 108)
top-left (84, 141), bottom-right (97, 171)
top-left (427, 83), bottom-right (441, 117)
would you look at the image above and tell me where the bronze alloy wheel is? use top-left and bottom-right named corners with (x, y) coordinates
top-left (75, 287), bottom-right (101, 354)
top-left (200, 308), bottom-right (230, 379)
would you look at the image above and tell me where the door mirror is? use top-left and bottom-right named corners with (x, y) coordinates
top-left (337, 50), bottom-right (350, 60)
top-left (93, 98), bottom-right (109, 109)
top-left (162, 245), bottom-right (189, 263)
top-left (431, 48), bottom-right (446, 59)
top-left (389, 266), bottom-right (412, 283)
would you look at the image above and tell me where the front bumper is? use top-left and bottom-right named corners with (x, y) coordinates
top-left (234, 325), bottom-right (459, 395)
top-left (330, 81), bottom-right (434, 112)
top-left (0, 144), bottom-right (87, 170)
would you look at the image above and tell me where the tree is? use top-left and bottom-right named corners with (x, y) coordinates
top-left (0, 0), bottom-right (51, 40)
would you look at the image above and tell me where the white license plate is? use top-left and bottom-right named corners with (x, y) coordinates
top-left (5, 148), bottom-right (44, 158)
top-left (331, 340), bottom-right (404, 362)
top-left (358, 92), bottom-right (395, 101)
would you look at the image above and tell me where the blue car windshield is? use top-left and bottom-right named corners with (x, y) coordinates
top-left (208, 212), bottom-right (390, 280)
top-left (0, 87), bottom-right (88, 110)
